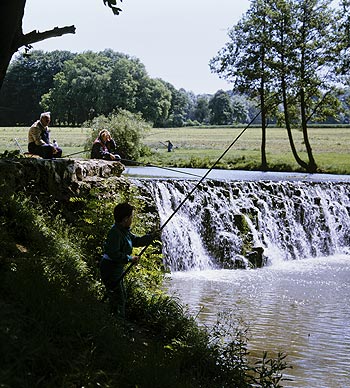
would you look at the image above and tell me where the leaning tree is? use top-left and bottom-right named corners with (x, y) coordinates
top-left (212, 0), bottom-right (346, 173)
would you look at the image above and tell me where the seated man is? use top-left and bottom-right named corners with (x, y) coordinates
top-left (91, 130), bottom-right (121, 161)
top-left (28, 112), bottom-right (62, 159)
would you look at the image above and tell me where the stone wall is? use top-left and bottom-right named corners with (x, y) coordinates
top-left (0, 158), bottom-right (126, 200)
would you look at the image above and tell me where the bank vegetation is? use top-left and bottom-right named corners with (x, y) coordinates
top-left (0, 159), bottom-right (291, 387)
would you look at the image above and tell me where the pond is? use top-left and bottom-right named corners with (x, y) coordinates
top-left (166, 254), bottom-right (350, 388)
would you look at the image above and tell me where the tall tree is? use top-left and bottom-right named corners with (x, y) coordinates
top-left (210, 0), bottom-right (277, 170)
top-left (135, 78), bottom-right (172, 126)
top-left (272, 0), bottom-right (338, 172)
top-left (107, 57), bottom-right (146, 113)
top-left (212, 0), bottom-right (342, 172)
top-left (336, 0), bottom-right (350, 82)
top-left (270, 0), bottom-right (307, 169)
top-left (338, 0), bottom-right (350, 117)
top-left (41, 52), bottom-right (113, 124)
top-left (231, 94), bottom-right (250, 124)
top-left (0, 50), bottom-right (74, 125)
top-left (208, 90), bottom-right (233, 125)
top-left (160, 83), bottom-right (192, 127)
top-left (193, 96), bottom-right (210, 124)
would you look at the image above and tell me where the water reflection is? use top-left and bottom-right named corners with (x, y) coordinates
top-left (165, 255), bottom-right (350, 388)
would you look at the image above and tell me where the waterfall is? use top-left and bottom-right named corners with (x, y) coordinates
top-left (136, 179), bottom-right (350, 271)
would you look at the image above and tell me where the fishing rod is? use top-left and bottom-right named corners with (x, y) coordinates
top-left (117, 108), bottom-right (263, 283)
top-left (64, 149), bottom-right (87, 158)
top-left (13, 138), bottom-right (87, 158)
top-left (14, 138), bottom-right (24, 154)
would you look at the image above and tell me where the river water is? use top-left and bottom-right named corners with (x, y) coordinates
top-left (124, 166), bottom-right (350, 183)
top-left (129, 168), bottom-right (350, 387)
top-left (166, 254), bottom-right (350, 388)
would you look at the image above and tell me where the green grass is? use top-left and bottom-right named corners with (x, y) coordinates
top-left (1, 125), bottom-right (350, 173)
top-left (142, 126), bottom-right (350, 174)
top-left (0, 126), bottom-right (90, 156)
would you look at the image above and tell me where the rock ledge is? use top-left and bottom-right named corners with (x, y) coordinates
top-left (0, 158), bottom-right (125, 198)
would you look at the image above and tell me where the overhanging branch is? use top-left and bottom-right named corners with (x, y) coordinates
top-left (15, 25), bottom-right (76, 49)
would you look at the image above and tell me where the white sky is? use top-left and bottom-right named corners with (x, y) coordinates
top-left (22, 0), bottom-right (250, 95)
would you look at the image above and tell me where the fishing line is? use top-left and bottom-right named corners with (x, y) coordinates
top-left (63, 152), bottom-right (215, 181)
top-left (118, 108), bottom-right (264, 282)
top-left (14, 138), bottom-right (24, 154)
top-left (63, 149), bottom-right (87, 158)
top-left (121, 158), bottom-right (225, 182)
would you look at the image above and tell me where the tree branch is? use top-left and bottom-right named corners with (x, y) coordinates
top-left (103, 0), bottom-right (123, 15)
top-left (15, 25), bottom-right (76, 49)
top-left (305, 90), bottom-right (331, 123)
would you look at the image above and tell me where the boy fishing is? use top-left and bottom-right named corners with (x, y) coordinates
top-left (100, 202), bottom-right (155, 318)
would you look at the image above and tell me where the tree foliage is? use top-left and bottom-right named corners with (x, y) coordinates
top-left (0, 1), bottom-right (247, 127)
top-left (0, 50), bottom-right (74, 125)
top-left (211, 0), bottom-right (350, 172)
top-left (194, 96), bottom-right (210, 124)
top-left (160, 83), bottom-right (195, 127)
top-left (209, 90), bottom-right (233, 125)
top-left (0, 48), bottom-right (258, 127)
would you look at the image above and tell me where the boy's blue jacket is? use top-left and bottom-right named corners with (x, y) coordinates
top-left (104, 223), bottom-right (153, 264)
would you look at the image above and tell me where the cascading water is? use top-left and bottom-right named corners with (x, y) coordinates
top-left (133, 175), bottom-right (350, 388)
top-left (137, 179), bottom-right (350, 271)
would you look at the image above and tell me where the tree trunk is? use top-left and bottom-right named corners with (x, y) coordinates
top-left (259, 53), bottom-right (267, 171)
top-left (300, 87), bottom-right (317, 172)
top-left (0, 0), bottom-right (75, 92)
top-left (260, 95), bottom-right (267, 171)
top-left (281, 74), bottom-right (308, 170)
top-left (298, 8), bottom-right (317, 173)
top-left (0, 0), bottom-right (26, 91)
top-left (260, 114), bottom-right (267, 170)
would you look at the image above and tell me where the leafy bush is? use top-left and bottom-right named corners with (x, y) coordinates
top-left (0, 150), bottom-right (22, 159)
top-left (84, 109), bottom-right (152, 161)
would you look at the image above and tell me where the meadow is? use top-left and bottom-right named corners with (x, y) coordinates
top-left (1, 125), bottom-right (350, 174)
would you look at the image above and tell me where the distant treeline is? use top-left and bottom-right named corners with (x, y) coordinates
top-left (0, 49), bottom-right (349, 127)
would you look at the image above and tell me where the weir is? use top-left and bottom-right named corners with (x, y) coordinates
top-left (135, 179), bottom-right (350, 271)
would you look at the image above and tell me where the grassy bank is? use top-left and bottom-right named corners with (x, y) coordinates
top-left (1, 125), bottom-right (350, 174)
top-left (0, 176), bottom-right (290, 387)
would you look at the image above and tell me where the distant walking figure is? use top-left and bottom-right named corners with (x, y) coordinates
top-left (167, 140), bottom-right (173, 152)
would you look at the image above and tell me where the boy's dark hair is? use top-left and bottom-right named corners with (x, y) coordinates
top-left (114, 203), bottom-right (134, 223)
